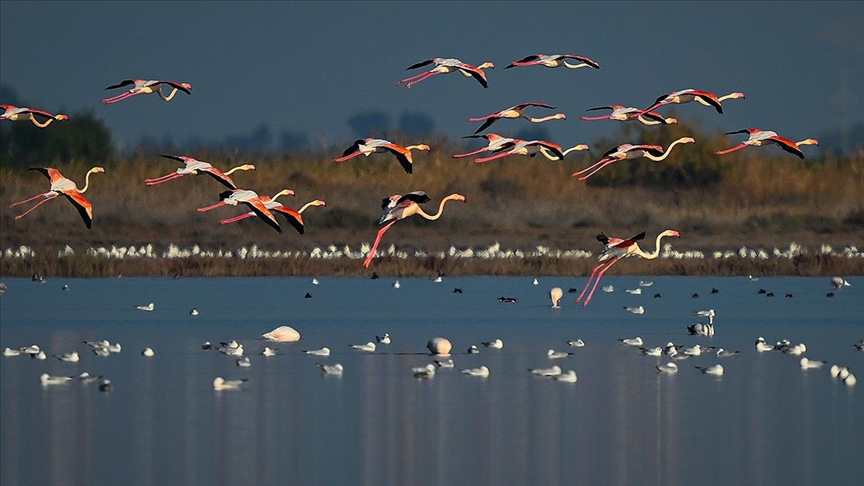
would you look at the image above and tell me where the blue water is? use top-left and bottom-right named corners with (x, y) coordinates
top-left (1, 276), bottom-right (862, 486)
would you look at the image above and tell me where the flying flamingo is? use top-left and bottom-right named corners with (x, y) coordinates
top-left (144, 155), bottom-right (256, 189)
top-left (1, 104), bottom-right (68, 128)
top-left (571, 137), bottom-right (696, 180)
top-left (10, 166), bottom-right (105, 228)
top-left (469, 102), bottom-right (566, 135)
top-left (363, 191), bottom-right (466, 269)
top-left (474, 139), bottom-right (566, 164)
top-left (504, 54), bottom-right (600, 71)
top-left (397, 58), bottom-right (495, 89)
top-left (716, 129), bottom-right (819, 159)
top-left (538, 144), bottom-right (590, 160)
top-left (576, 230), bottom-right (681, 307)
top-left (581, 105), bottom-right (678, 125)
top-left (101, 79), bottom-right (192, 104)
top-left (638, 89), bottom-right (744, 115)
top-left (452, 134), bottom-right (517, 159)
top-left (220, 193), bottom-right (326, 235)
top-left (334, 138), bottom-right (430, 174)
top-left (197, 189), bottom-right (287, 234)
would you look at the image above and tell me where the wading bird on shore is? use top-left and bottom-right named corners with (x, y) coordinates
top-left (1, 104), bottom-right (68, 127)
top-left (101, 79), bottom-right (192, 104)
top-left (220, 194), bottom-right (325, 235)
top-left (571, 137), bottom-right (695, 180)
top-left (364, 191), bottom-right (466, 269)
top-left (504, 53), bottom-right (600, 71)
top-left (638, 88), bottom-right (744, 115)
top-left (474, 139), bottom-right (566, 163)
top-left (144, 155), bottom-right (256, 189)
top-left (469, 102), bottom-right (566, 135)
top-left (715, 129), bottom-right (818, 159)
top-left (198, 189), bottom-right (286, 234)
top-left (576, 230), bottom-right (681, 307)
top-left (10, 167), bottom-right (105, 228)
top-left (397, 58), bottom-right (494, 89)
top-left (580, 105), bottom-right (677, 125)
top-left (335, 138), bottom-right (430, 174)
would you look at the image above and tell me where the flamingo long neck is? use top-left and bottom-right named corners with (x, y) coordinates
top-left (298, 200), bottom-right (322, 213)
top-left (79, 168), bottom-right (101, 193)
top-left (563, 61), bottom-right (591, 69)
top-left (631, 233), bottom-right (672, 260)
top-left (643, 139), bottom-right (690, 161)
top-left (30, 117), bottom-right (55, 128)
top-left (562, 145), bottom-right (589, 156)
top-left (224, 165), bottom-right (253, 176)
top-left (405, 145), bottom-right (427, 152)
top-left (414, 195), bottom-right (462, 221)
top-left (796, 139), bottom-right (818, 146)
top-left (718, 93), bottom-right (741, 102)
top-left (527, 114), bottom-right (565, 123)
top-left (158, 87), bottom-right (182, 102)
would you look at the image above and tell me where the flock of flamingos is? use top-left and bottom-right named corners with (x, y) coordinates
top-left (2, 53), bottom-right (822, 307)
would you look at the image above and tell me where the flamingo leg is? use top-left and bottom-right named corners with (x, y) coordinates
top-left (580, 115), bottom-right (613, 121)
top-left (474, 151), bottom-right (514, 164)
top-left (219, 212), bottom-right (255, 225)
top-left (577, 160), bottom-right (619, 181)
top-left (452, 147), bottom-right (490, 159)
top-left (334, 151), bottom-right (365, 163)
top-left (571, 158), bottom-right (612, 177)
top-left (576, 261), bottom-right (607, 304)
top-left (397, 70), bottom-right (436, 85)
top-left (363, 221), bottom-right (397, 269)
top-left (582, 258), bottom-right (621, 307)
top-left (635, 102), bottom-right (664, 117)
top-left (715, 144), bottom-right (747, 155)
top-left (100, 91), bottom-right (138, 104)
top-left (14, 193), bottom-right (58, 220)
top-left (405, 71), bottom-right (442, 88)
top-left (197, 201), bottom-right (227, 212)
top-left (10, 191), bottom-right (53, 208)
top-left (144, 172), bottom-right (185, 185)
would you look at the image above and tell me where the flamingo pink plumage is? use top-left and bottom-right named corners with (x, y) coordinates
top-left (144, 155), bottom-right (255, 189)
top-left (335, 138), bottom-right (430, 174)
top-left (581, 105), bottom-right (678, 125)
top-left (197, 189), bottom-right (287, 234)
top-left (469, 102), bottom-right (566, 135)
top-left (10, 167), bottom-right (104, 228)
top-left (474, 139), bottom-right (566, 164)
top-left (452, 134), bottom-right (517, 159)
top-left (364, 191), bottom-right (466, 269)
top-left (716, 129), bottom-right (818, 159)
top-left (397, 58), bottom-right (494, 89)
top-left (504, 54), bottom-right (600, 71)
top-left (101, 79), bottom-right (192, 104)
top-left (638, 88), bottom-right (744, 115)
top-left (571, 137), bottom-right (696, 180)
top-left (0, 104), bottom-right (68, 128)
top-left (219, 193), bottom-right (326, 235)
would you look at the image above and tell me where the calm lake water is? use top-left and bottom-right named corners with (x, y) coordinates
top-left (1, 275), bottom-right (862, 486)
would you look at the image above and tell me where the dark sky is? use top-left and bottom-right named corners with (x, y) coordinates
top-left (2, 1), bottom-right (862, 153)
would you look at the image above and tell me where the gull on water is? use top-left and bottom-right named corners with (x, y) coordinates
top-left (467, 345), bottom-right (480, 354)
top-left (219, 341), bottom-right (244, 356)
top-left (434, 358), bottom-right (455, 368)
top-left (4, 348), bottom-right (21, 357)
top-left (831, 277), bottom-right (851, 289)
top-left (620, 337), bottom-right (643, 347)
top-left (107, 343), bottom-right (122, 353)
top-left (800, 357), bottom-right (826, 369)
top-left (312, 277), bottom-right (319, 285)
top-left (376, 333), bottom-right (391, 345)
top-left (533, 278), bottom-right (539, 285)
top-left (641, 347), bottom-right (663, 357)
top-left (262, 347), bottom-right (277, 357)
top-left (142, 347), bottom-right (155, 357)
top-left (601, 285), bottom-right (614, 293)
top-left (716, 348), bottom-right (740, 358)
top-left (213, 377), bottom-right (247, 391)
top-left (236, 357), bottom-right (252, 367)
top-left (136, 303), bottom-right (154, 311)
top-left (304, 347), bottom-right (331, 356)
top-left (625, 306), bottom-right (645, 315)
top-left (665, 342), bottom-right (679, 356)
top-left (412, 364), bottom-right (436, 379)
top-left (40, 373), bottom-right (74, 386)
top-left (78, 372), bottom-right (103, 384)
top-left (55, 351), bottom-right (80, 362)
top-left (567, 339), bottom-right (585, 348)
top-left (683, 344), bottom-right (703, 356)
top-left (34, 351), bottom-right (47, 360)
top-left (554, 370), bottom-right (578, 382)
top-left (350, 342), bottom-right (376, 352)
top-left (639, 281), bottom-right (654, 287)
top-left (483, 339), bottom-right (503, 349)
top-left (317, 363), bottom-right (344, 376)
top-left (20, 345), bottom-right (41, 355)
top-left (461, 366), bottom-right (490, 378)
top-left (696, 364), bottom-right (725, 376)
top-left (656, 362), bottom-right (679, 374)
top-left (625, 288), bottom-right (642, 295)
top-left (529, 365), bottom-right (562, 377)
top-left (547, 349), bottom-right (572, 359)
top-left (190, 308), bottom-right (199, 316)
top-left (393, 280), bottom-right (401, 289)
top-left (755, 337), bottom-right (774, 352)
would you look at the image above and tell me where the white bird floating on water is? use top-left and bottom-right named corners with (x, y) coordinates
top-left (55, 351), bottom-right (80, 362)
top-left (533, 278), bottom-right (539, 285)
top-left (550, 287), bottom-right (563, 308)
top-left (601, 285), bottom-right (614, 293)
top-left (567, 339), bottom-right (585, 348)
top-left (800, 357), bottom-right (826, 369)
top-left (547, 349), bottom-right (572, 359)
top-left (40, 373), bottom-right (74, 386)
top-left (34, 351), bottom-right (46, 360)
top-left (262, 325), bottom-right (301, 342)
top-left (483, 339), bottom-right (503, 349)
top-left (656, 362), bottom-right (679, 374)
top-left (625, 288), bottom-right (642, 295)
top-left (136, 302), bottom-right (154, 311)
top-left (236, 357), bottom-right (252, 367)
top-left (434, 358), bottom-right (455, 368)
top-left (218, 341), bottom-right (244, 356)
top-left (393, 280), bottom-right (401, 289)
top-left (262, 347), bottom-right (277, 357)
top-left (683, 344), bottom-right (703, 356)
top-left (467, 345), bottom-right (480, 354)
top-left (755, 337), bottom-right (774, 352)
top-left (350, 342), bottom-right (376, 352)
top-left (554, 370), bottom-right (578, 382)
top-left (317, 363), bottom-right (344, 376)
top-left (3, 348), bottom-right (21, 357)
top-left (831, 277), bottom-right (851, 289)
top-left (625, 306), bottom-right (645, 315)
top-left (641, 347), bottom-right (663, 357)
top-left (412, 364), bottom-right (436, 379)
top-left (312, 277), bottom-right (319, 285)
top-left (696, 364), bottom-right (725, 376)
top-left (639, 281), bottom-right (654, 287)
top-left (620, 337), bottom-right (643, 347)
top-left (78, 372), bottom-right (103, 384)
top-left (213, 377), bottom-right (246, 391)
top-left (376, 333), bottom-right (391, 345)
top-left (716, 348), bottom-right (740, 358)
top-left (142, 347), bottom-right (155, 357)
top-left (190, 308), bottom-right (199, 316)
top-left (530, 365), bottom-right (562, 377)
top-left (304, 347), bottom-right (330, 356)
top-left (461, 366), bottom-right (490, 378)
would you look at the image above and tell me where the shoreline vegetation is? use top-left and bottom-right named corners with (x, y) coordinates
top-left (2, 124), bottom-right (863, 279)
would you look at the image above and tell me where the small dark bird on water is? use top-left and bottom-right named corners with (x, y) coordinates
top-left (692, 293), bottom-right (699, 298)
top-left (654, 293), bottom-right (662, 298)
top-left (453, 288), bottom-right (463, 294)
top-left (827, 292), bottom-right (835, 298)
top-left (766, 292), bottom-right (775, 297)
top-left (757, 289), bottom-right (767, 295)
top-left (785, 293), bottom-right (793, 298)
top-left (304, 292), bottom-right (312, 298)
top-left (711, 288), bottom-right (720, 294)
top-left (370, 272), bottom-right (380, 280)
top-left (498, 297), bottom-right (517, 303)
top-left (567, 288), bottom-right (580, 293)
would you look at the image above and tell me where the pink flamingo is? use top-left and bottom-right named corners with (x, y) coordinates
top-left (397, 58), bottom-right (494, 89)
top-left (571, 137), bottom-right (695, 180)
top-left (452, 134), bottom-right (517, 159)
top-left (335, 138), bottom-right (430, 174)
top-left (638, 88), bottom-right (744, 115)
top-left (577, 230), bottom-right (681, 307)
top-left (144, 155), bottom-right (256, 189)
top-left (716, 129), bottom-right (818, 159)
top-left (10, 166), bottom-right (104, 228)
top-left (581, 105), bottom-right (678, 125)
top-left (197, 189), bottom-right (288, 234)
top-left (504, 54), bottom-right (600, 71)
top-left (474, 139), bottom-right (566, 164)
top-left (101, 79), bottom-right (192, 104)
top-left (364, 191), bottom-right (466, 269)
top-left (469, 102), bottom-right (566, 135)
top-left (220, 193), bottom-right (326, 235)
top-left (1, 104), bottom-right (68, 128)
